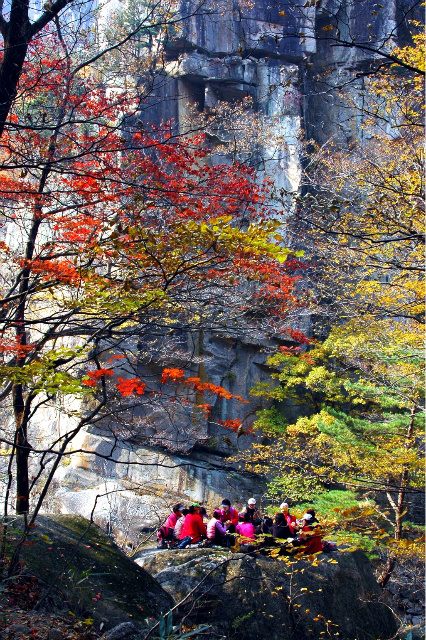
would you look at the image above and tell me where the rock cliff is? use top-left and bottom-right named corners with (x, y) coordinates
top-left (135, 547), bottom-right (398, 640)
top-left (48, 0), bottom-right (420, 536)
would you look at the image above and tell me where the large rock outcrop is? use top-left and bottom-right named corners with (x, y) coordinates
top-left (135, 547), bottom-right (398, 640)
top-left (14, 515), bottom-right (173, 630)
top-left (51, 438), bottom-right (263, 544)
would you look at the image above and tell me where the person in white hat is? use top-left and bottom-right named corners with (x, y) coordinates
top-left (279, 502), bottom-right (298, 534)
top-left (239, 497), bottom-right (261, 528)
top-left (299, 512), bottom-right (323, 554)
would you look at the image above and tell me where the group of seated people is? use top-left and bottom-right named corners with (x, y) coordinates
top-left (157, 498), bottom-right (324, 555)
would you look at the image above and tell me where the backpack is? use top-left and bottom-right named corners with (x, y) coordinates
top-left (322, 540), bottom-right (338, 553)
top-left (157, 525), bottom-right (173, 545)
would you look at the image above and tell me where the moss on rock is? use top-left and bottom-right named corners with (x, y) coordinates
top-left (7, 515), bottom-right (173, 630)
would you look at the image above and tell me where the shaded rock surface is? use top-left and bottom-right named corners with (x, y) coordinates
top-left (51, 441), bottom-right (264, 544)
top-left (14, 515), bottom-right (173, 630)
top-left (99, 622), bottom-right (139, 640)
top-left (135, 547), bottom-right (398, 640)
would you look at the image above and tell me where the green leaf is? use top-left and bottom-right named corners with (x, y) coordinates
top-left (166, 611), bottom-right (173, 635)
top-left (158, 614), bottom-right (165, 638)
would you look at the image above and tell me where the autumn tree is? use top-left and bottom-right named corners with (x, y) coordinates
top-left (0, 16), bottom-right (306, 537)
top-left (290, 30), bottom-right (424, 329)
top-left (237, 32), bottom-right (424, 574)
top-left (246, 328), bottom-right (424, 539)
top-left (0, 0), bottom-right (217, 138)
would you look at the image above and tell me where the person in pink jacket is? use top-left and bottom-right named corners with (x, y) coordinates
top-left (207, 510), bottom-right (227, 545)
top-left (236, 513), bottom-right (256, 541)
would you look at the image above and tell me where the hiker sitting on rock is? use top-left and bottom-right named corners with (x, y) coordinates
top-left (278, 502), bottom-right (298, 534)
top-left (261, 514), bottom-right (274, 536)
top-left (165, 504), bottom-right (184, 532)
top-left (157, 503), bottom-right (184, 547)
top-left (179, 503), bottom-right (206, 544)
top-left (239, 498), bottom-right (262, 528)
top-left (272, 512), bottom-right (293, 541)
top-left (219, 499), bottom-right (239, 533)
top-left (236, 512), bottom-right (256, 542)
top-left (206, 510), bottom-right (228, 546)
top-left (173, 508), bottom-right (188, 541)
top-left (298, 512), bottom-right (323, 554)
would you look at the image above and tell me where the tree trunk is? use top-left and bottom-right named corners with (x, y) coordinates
top-left (0, 0), bottom-right (31, 138)
top-left (12, 383), bottom-right (30, 514)
top-left (0, 0), bottom-right (71, 138)
top-left (394, 405), bottom-right (416, 541)
top-left (377, 554), bottom-right (396, 590)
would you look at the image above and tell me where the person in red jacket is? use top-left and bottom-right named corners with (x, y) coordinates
top-left (219, 499), bottom-right (239, 533)
top-left (279, 502), bottom-right (298, 535)
top-left (164, 504), bottom-right (184, 531)
top-left (179, 503), bottom-right (207, 543)
top-left (299, 513), bottom-right (322, 554)
top-left (157, 503), bottom-right (185, 547)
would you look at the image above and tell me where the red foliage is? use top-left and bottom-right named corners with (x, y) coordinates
top-left (161, 369), bottom-right (186, 384)
top-left (196, 403), bottom-right (212, 417)
top-left (0, 29), bottom-right (307, 444)
top-left (0, 338), bottom-right (34, 358)
top-left (86, 368), bottom-right (114, 379)
top-left (184, 377), bottom-right (247, 403)
top-left (283, 328), bottom-right (312, 344)
top-left (20, 259), bottom-right (80, 284)
top-left (217, 419), bottom-right (255, 437)
top-left (82, 378), bottom-right (98, 387)
top-left (279, 345), bottom-right (301, 355)
top-left (116, 378), bottom-right (147, 397)
top-left (159, 369), bottom-right (247, 408)
top-left (82, 368), bottom-right (114, 387)
top-left (218, 419), bottom-right (243, 431)
top-left (1, 31), bottom-right (303, 315)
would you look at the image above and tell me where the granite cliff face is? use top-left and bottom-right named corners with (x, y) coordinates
top-left (127, 0), bottom-right (413, 444)
top-left (48, 0), bottom-right (416, 537)
top-left (142, 0), bottom-right (411, 146)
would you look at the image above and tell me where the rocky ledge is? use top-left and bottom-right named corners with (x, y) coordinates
top-left (3, 515), bottom-right (399, 640)
top-left (135, 547), bottom-right (398, 640)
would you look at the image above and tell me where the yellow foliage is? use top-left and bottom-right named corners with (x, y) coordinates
top-left (295, 33), bottom-right (424, 328)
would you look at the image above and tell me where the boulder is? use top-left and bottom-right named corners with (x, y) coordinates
top-left (135, 548), bottom-right (398, 640)
top-left (14, 515), bottom-right (173, 630)
top-left (100, 622), bottom-right (139, 640)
